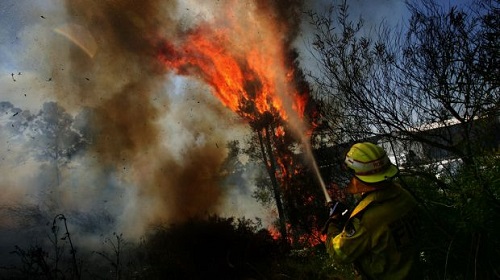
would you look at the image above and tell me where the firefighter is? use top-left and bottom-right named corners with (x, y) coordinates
top-left (324, 142), bottom-right (421, 279)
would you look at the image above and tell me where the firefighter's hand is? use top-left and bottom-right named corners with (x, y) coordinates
top-left (328, 201), bottom-right (349, 219)
top-left (321, 201), bottom-right (350, 234)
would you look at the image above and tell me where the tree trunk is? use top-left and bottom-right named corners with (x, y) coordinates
top-left (257, 128), bottom-right (288, 242)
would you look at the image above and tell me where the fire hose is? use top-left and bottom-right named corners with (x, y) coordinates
top-left (317, 177), bottom-right (351, 234)
top-left (316, 172), bottom-right (348, 234)
top-left (321, 200), bottom-right (350, 234)
top-left (319, 180), bottom-right (333, 205)
top-left (303, 141), bottom-right (349, 232)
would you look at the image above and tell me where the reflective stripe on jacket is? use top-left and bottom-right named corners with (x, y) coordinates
top-left (326, 183), bottom-right (420, 280)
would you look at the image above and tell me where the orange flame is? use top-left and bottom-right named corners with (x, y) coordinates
top-left (268, 223), bottom-right (325, 248)
top-left (156, 2), bottom-right (317, 191)
top-left (157, 10), bottom-right (309, 124)
top-left (157, 3), bottom-right (324, 247)
top-left (268, 225), bottom-right (281, 240)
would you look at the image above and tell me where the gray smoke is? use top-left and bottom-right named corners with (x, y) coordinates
top-left (0, 0), bottom-right (310, 259)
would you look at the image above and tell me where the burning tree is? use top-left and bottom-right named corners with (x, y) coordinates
top-left (157, 1), bottom-right (326, 245)
top-left (247, 111), bottom-right (289, 242)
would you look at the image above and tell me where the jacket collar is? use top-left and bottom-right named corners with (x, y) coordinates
top-left (349, 182), bottom-right (401, 218)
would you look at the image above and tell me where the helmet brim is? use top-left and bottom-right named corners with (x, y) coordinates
top-left (355, 164), bottom-right (399, 183)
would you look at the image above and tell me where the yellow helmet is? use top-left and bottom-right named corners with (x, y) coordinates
top-left (344, 142), bottom-right (399, 183)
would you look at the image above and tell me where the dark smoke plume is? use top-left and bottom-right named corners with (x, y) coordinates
top-left (0, 0), bottom-right (306, 240)
top-left (56, 0), bottom-right (305, 234)
top-left (53, 0), bottom-right (236, 236)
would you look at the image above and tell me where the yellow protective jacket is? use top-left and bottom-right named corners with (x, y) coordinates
top-left (326, 183), bottom-right (420, 280)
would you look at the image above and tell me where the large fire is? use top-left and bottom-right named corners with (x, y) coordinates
top-left (156, 0), bottom-right (322, 247)
top-left (156, 0), bottom-right (315, 185)
top-left (157, 7), bottom-right (310, 125)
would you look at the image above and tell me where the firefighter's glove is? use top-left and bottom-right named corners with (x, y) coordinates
top-left (321, 201), bottom-right (350, 235)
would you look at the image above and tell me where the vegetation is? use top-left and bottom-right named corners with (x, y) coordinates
top-left (2, 215), bottom-right (353, 279)
top-left (305, 0), bottom-right (500, 278)
top-left (1, 0), bottom-right (498, 279)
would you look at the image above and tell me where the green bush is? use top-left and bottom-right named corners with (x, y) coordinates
top-left (402, 156), bottom-right (500, 279)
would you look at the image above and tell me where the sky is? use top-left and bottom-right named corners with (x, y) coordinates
top-left (0, 0), bottom-right (465, 259)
